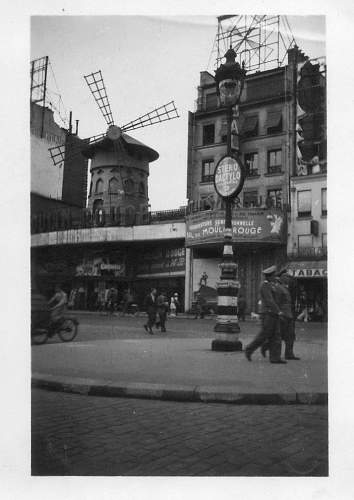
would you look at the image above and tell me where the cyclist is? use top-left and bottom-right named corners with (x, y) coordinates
top-left (48, 284), bottom-right (68, 325)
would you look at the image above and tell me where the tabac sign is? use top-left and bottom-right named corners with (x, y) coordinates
top-left (185, 209), bottom-right (286, 247)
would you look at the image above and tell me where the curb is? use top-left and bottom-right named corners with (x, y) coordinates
top-left (32, 373), bottom-right (328, 405)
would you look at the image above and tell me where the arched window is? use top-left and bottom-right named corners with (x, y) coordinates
top-left (95, 178), bottom-right (104, 194)
top-left (124, 178), bottom-right (135, 195)
top-left (93, 199), bottom-right (103, 213)
top-left (109, 177), bottom-right (119, 194)
top-left (138, 182), bottom-right (145, 195)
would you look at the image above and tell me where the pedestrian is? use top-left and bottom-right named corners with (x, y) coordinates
top-left (237, 294), bottom-right (246, 321)
top-left (143, 287), bottom-right (157, 334)
top-left (277, 269), bottom-right (300, 360)
top-left (156, 290), bottom-right (169, 332)
top-left (194, 292), bottom-right (206, 319)
top-left (169, 293), bottom-right (177, 317)
top-left (173, 293), bottom-right (180, 315)
top-left (244, 265), bottom-right (286, 364)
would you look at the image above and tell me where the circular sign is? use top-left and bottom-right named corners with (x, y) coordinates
top-left (214, 155), bottom-right (245, 198)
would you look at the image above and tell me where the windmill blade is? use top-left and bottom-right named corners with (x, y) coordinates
top-left (84, 70), bottom-right (114, 126)
top-left (48, 132), bottom-right (105, 166)
top-left (121, 101), bottom-right (179, 132)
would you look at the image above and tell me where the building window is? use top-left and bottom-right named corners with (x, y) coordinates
top-left (243, 191), bottom-right (258, 208)
top-left (322, 233), bottom-right (327, 248)
top-left (266, 110), bottom-right (283, 134)
top-left (267, 149), bottom-right (282, 173)
top-left (138, 182), bottom-right (145, 195)
top-left (298, 234), bottom-right (313, 248)
top-left (124, 178), bottom-right (135, 195)
top-left (205, 93), bottom-right (217, 110)
top-left (200, 194), bottom-right (215, 210)
top-left (266, 189), bottom-right (282, 209)
top-left (203, 124), bottom-right (215, 146)
top-left (201, 159), bottom-right (215, 183)
top-left (321, 188), bottom-right (327, 216)
top-left (95, 178), bottom-right (104, 194)
top-left (297, 190), bottom-right (312, 217)
top-left (244, 152), bottom-right (259, 177)
top-left (221, 122), bottom-right (227, 143)
top-left (108, 177), bottom-right (119, 194)
top-left (242, 115), bottom-right (258, 138)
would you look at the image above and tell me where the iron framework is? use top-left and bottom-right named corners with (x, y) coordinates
top-left (209, 15), bottom-right (296, 74)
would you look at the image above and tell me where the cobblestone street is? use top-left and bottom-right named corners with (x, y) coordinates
top-left (32, 388), bottom-right (328, 476)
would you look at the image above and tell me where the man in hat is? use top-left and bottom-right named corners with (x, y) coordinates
top-left (277, 268), bottom-right (300, 360)
top-left (245, 265), bottom-right (286, 364)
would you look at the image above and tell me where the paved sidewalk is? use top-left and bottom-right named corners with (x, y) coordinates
top-left (32, 328), bottom-right (327, 404)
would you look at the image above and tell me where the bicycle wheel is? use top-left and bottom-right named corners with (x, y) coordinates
top-left (31, 329), bottom-right (49, 345)
top-left (58, 319), bottom-right (78, 342)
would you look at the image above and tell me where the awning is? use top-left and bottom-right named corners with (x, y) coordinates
top-left (242, 115), bottom-right (258, 132)
top-left (287, 260), bottom-right (327, 278)
top-left (266, 110), bottom-right (282, 128)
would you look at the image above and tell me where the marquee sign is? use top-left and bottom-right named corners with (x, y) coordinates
top-left (185, 209), bottom-right (286, 247)
top-left (214, 155), bottom-right (245, 198)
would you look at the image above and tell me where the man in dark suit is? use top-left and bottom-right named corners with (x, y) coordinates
top-left (144, 288), bottom-right (157, 335)
top-left (277, 269), bottom-right (300, 360)
top-left (245, 265), bottom-right (286, 364)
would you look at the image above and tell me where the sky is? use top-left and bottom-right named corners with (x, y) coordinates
top-left (31, 15), bottom-right (325, 211)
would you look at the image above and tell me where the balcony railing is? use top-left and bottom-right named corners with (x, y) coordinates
top-left (31, 207), bottom-right (187, 235)
top-left (288, 246), bottom-right (327, 260)
top-left (31, 198), bottom-right (289, 235)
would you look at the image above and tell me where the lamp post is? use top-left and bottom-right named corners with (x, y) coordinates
top-left (212, 48), bottom-right (246, 351)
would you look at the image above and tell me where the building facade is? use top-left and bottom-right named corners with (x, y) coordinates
top-left (185, 53), bottom-right (300, 313)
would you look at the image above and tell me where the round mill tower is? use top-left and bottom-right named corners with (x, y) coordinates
top-left (83, 125), bottom-right (159, 225)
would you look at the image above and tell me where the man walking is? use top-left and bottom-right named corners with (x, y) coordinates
top-left (156, 290), bottom-right (169, 332)
top-left (245, 266), bottom-right (286, 364)
top-left (277, 269), bottom-right (300, 360)
top-left (144, 288), bottom-right (157, 335)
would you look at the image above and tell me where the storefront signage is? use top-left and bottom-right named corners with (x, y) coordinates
top-left (75, 258), bottom-right (125, 277)
top-left (289, 268), bottom-right (327, 278)
top-left (136, 247), bottom-right (185, 277)
top-left (214, 156), bottom-right (244, 198)
top-left (185, 209), bottom-right (286, 246)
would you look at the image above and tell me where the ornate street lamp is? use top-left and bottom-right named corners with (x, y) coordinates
top-left (212, 48), bottom-right (246, 351)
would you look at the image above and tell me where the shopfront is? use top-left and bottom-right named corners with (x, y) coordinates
top-left (287, 260), bottom-right (327, 321)
top-left (185, 208), bottom-right (287, 313)
top-left (133, 244), bottom-right (186, 310)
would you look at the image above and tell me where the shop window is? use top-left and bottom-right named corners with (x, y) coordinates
top-left (201, 159), bottom-right (214, 183)
top-left (298, 234), bottom-right (313, 248)
top-left (266, 110), bottom-right (283, 134)
top-left (267, 149), bottom-right (282, 174)
top-left (242, 115), bottom-right (258, 138)
top-left (244, 152), bottom-right (259, 177)
top-left (205, 93), bottom-right (217, 110)
top-left (266, 189), bottom-right (282, 209)
top-left (202, 124), bottom-right (215, 146)
top-left (95, 178), bottom-right (104, 194)
top-left (243, 191), bottom-right (258, 208)
top-left (297, 190), bottom-right (312, 217)
top-left (321, 188), bottom-right (327, 216)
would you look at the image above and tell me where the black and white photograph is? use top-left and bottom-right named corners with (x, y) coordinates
top-left (2, 1), bottom-right (354, 498)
